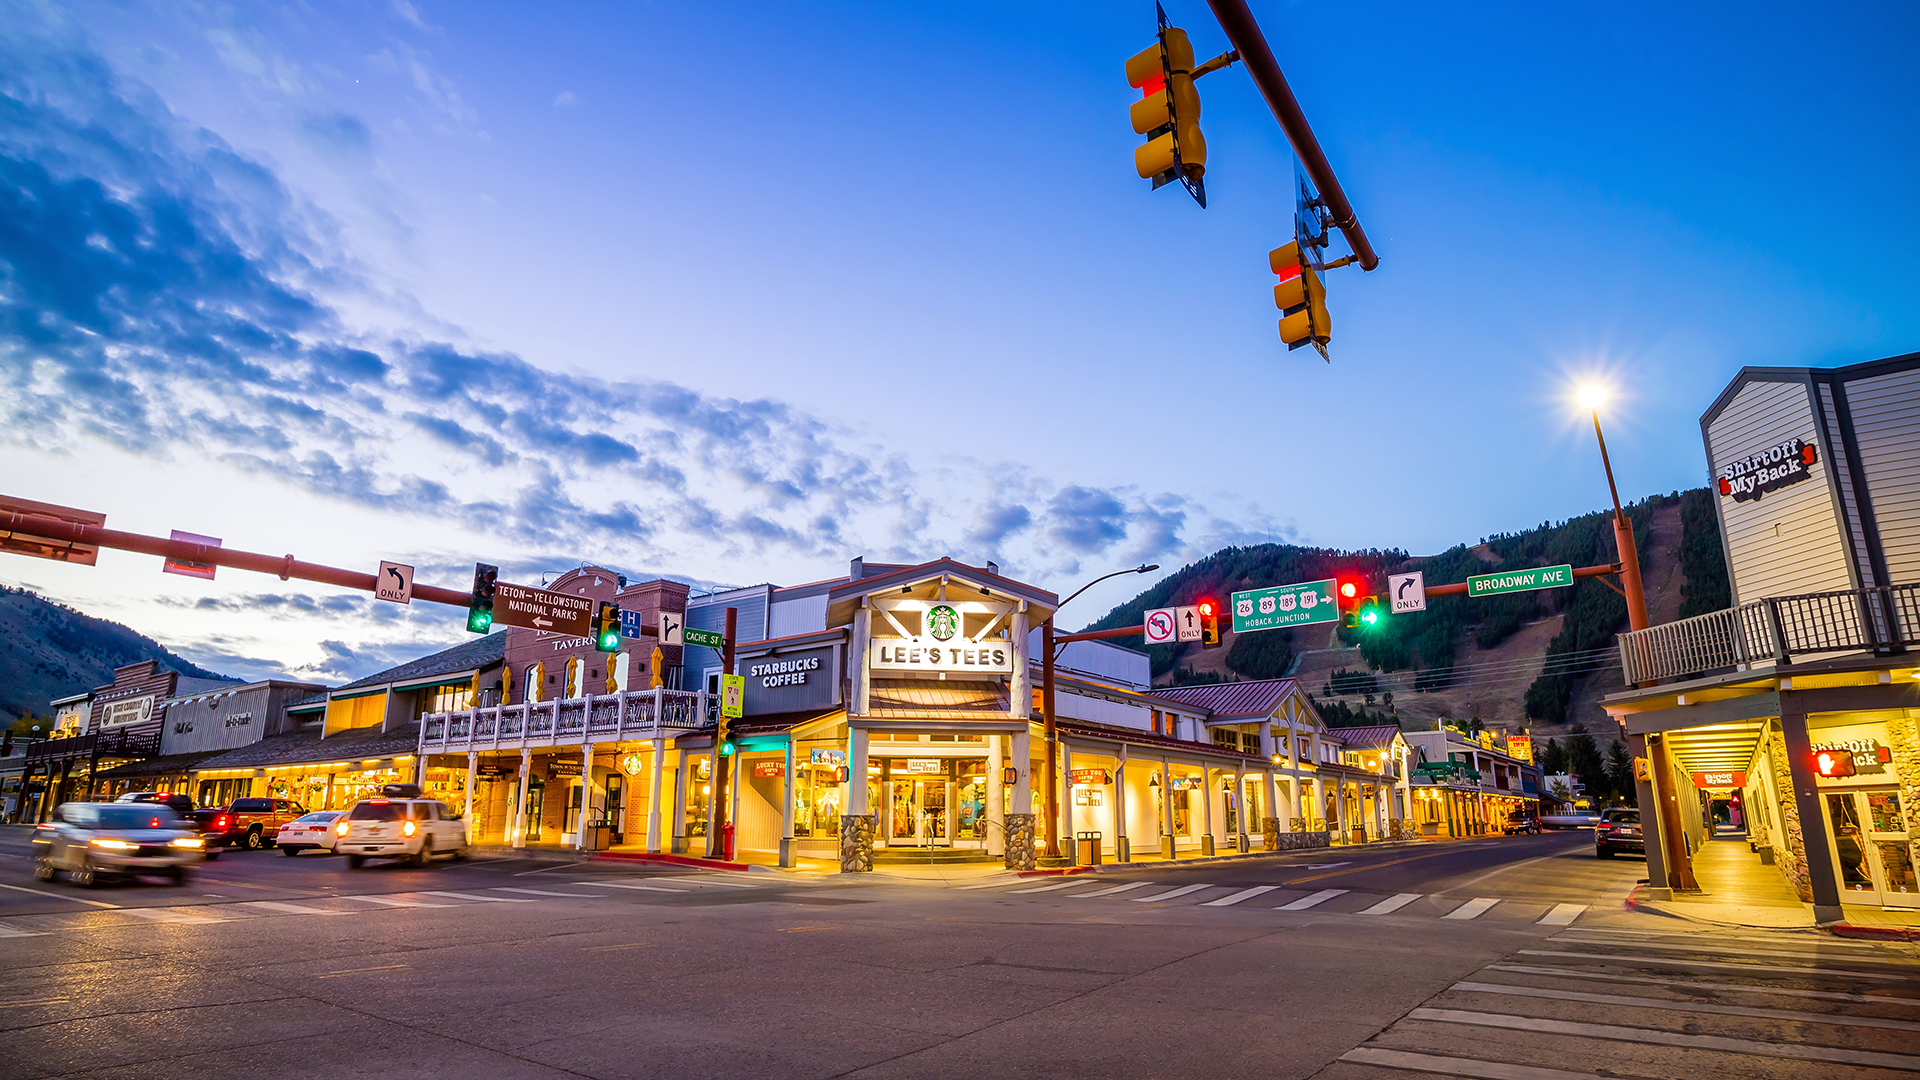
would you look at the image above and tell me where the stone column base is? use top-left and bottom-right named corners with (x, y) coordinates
top-left (1202, 835), bottom-right (1215, 856)
top-left (1261, 817), bottom-right (1280, 852)
top-left (1004, 813), bottom-right (1036, 871)
top-left (1290, 817), bottom-right (1307, 833)
top-left (1237, 833), bottom-right (1250, 853)
top-left (1162, 834), bottom-right (1177, 859)
top-left (839, 814), bottom-right (874, 873)
top-left (1117, 835), bottom-right (1131, 862)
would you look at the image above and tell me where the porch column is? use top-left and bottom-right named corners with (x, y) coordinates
top-left (1289, 770), bottom-right (1303, 829)
top-left (464, 751), bottom-right (477, 821)
top-left (1200, 764), bottom-right (1215, 855)
top-left (1257, 724), bottom-right (1280, 850)
top-left (780, 738), bottom-right (795, 868)
top-left (1159, 755), bottom-right (1175, 859)
top-left (1647, 732), bottom-right (1703, 895)
top-left (1061, 741), bottom-right (1077, 863)
top-left (728, 749), bottom-right (742, 859)
top-left (843, 726), bottom-right (874, 873)
top-left (576, 744), bottom-right (593, 851)
top-left (1333, 778), bottom-right (1349, 842)
top-left (649, 688), bottom-right (666, 854)
top-left (1234, 761), bottom-right (1246, 851)
top-left (1115, 744), bottom-right (1130, 861)
top-left (672, 748), bottom-right (690, 853)
top-left (986, 735), bottom-right (1004, 857)
top-left (1004, 726), bottom-right (1034, 870)
top-left (513, 748), bottom-right (531, 848)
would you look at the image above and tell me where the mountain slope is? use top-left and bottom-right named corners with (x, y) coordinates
top-left (0, 586), bottom-right (234, 722)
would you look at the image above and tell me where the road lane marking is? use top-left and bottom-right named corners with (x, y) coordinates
top-left (1443, 897), bottom-right (1500, 920)
top-left (1340, 1047), bottom-right (1614, 1080)
top-left (119, 908), bottom-right (222, 925)
top-left (1484, 963), bottom-right (1920, 1005)
top-left (495, 887), bottom-right (605, 898)
top-left (0, 883), bottom-right (117, 908)
top-left (1299, 863), bottom-right (1351, 869)
top-left (1129, 884), bottom-right (1212, 903)
top-left (1358, 893), bottom-right (1422, 915)
top-left (577, 882), bottom-right (688, 893)
top-left (0, 998), bottom-right (68, 1007)
top-left (243, 901), bottom-right (338, 915)
top-left (1537, 903), bottom-right (1586, 926)
top-left (953, 879), bottom-right (1026, 890)
top-left (1548, 937), bottom-right (1916, 965)
top-left (1276, 889), bottom-right (1347, 911)
top-left (315, 964), bottom-right (409, 979)
top-left (1008, 881), bottom-right (1089, 894)
top-left (1516, 950), bottom-right (1910, 981)
top-left (1069, 882), bottom-right (1153, 899)
top-left (340, 895), bottom-right (451, 908)
top-left (0, 923), bottom-right (47, 938)
top-left (1408, 1007), bottom-right (1920, 1071)
top-left (1281, 849), bottom-right (1459, 886)
top-left (653, 877), bottom-right (759, 888)
top-left (1200, 886), bottom-right (1279, 907)
top-left (1450, 980), bottom-right (1920, 1032)
top-left (582, 943), bottom-right (651, 951)
top-left (421, 891), bottom-right (537, 903)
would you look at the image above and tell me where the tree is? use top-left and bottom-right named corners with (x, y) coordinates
top-left (1548, 777), bottom-right (1573, 801)
top-left (1538, 737), bottom-right (1568, 775)
top-left (1605, 740), bottom-right (1636, 805)
top-left (1566, 723), bottom-right (1606, 802)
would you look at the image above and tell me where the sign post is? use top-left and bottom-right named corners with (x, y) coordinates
top-left (1230, 579), bottom-right (1337, 634)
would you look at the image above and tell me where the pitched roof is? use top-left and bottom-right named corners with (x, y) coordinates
top-left (335, 633), bottom-right (506, 692)
top-left (1327, 724), bottom-right (1403, 749)
top-left (192, 724), bottom-right (421, 771)
top-left (1148, 678), bottom-right (1299, 718)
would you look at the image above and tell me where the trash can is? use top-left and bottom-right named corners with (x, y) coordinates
top-left (583, 819), bottom-right (612, 850)
top-left (1075, 831), bottom-right (1102, 866)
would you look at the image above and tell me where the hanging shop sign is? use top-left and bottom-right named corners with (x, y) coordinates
top-left (906, 759), bottom-right (943, 774)
top-left (811, 748), bottom-right (847, 767)
top-left (1810, 739), bottom-right (1891, 775)
top-left (753, 761), bottom-right (786, 779)
top-left (1069, 769), bottom-right (1111, 786)
top-left (477, 761), bottom-right (518, 779)
top-left (619, 753), bottom-right (646, 777)
top-left (1074, 788), bottom-right (1103, 805)
top-left (1690, 770), bottom-right (1747, 789)
top-left (1504, 735), bottom-right (1533, 762)
top-left (1168, 776), bottom-right (1204, 791)
top-left (869, 637), bottom-right (1013, 674)
top-left (101, 696), bottom-right (155, 728)
top-left (1716, 437), bottom-right (1818, 503)
top-left (737, 644), bottom-right (840, 716)
top-left (547, 760), bottom-right (583, 778)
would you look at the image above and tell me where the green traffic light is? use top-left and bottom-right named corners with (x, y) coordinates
top-left (719, 740), bottom-right (735, 756)
top-left (467, 609), bottom-right (492, 633)
top-left (599, 630), bottom-right (620, 651)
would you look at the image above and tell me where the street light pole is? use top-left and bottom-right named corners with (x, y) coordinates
top-left (1588, 404), bottom-right (1650, 633)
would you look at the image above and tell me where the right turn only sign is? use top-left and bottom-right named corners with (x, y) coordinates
top-left (1389, 571), bottom-right (1426, 613)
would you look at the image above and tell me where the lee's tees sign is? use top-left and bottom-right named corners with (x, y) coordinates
top-left (869, 638), bottom-right (1013, 674)
top-left (1716, 437), bottom-right (1817, 503)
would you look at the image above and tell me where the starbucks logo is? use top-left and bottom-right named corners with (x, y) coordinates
top-left (926, 604), bottom-right (961, 641)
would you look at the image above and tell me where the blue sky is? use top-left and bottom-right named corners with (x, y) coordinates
top-left (1, 1), bottom-right (1915, 683)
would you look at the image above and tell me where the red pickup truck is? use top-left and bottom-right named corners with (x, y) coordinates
top-left (207, 797), bottom-right (309, 850)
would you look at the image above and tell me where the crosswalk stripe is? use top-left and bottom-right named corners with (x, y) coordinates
top-left (1516, 949), bottom-right (1911, 981)
top-left (1408, 1007), bottom-right (1920, 1071)
top-left (341, 895), bottom-right (451, 908)
top-left (1340, 1046), bottom-right (1613, 1080)
top-left (119, 908), bottom-right (222, 925)
top-left (1129, 884), bottom-right (1212, 903)
top-left (1548, 937), bottom-right (1915, 965)
top-left (422, 891), bottom-right (537, 903)
top-left (577, 881), bottom-right (688, 893)
top-left (1359, 893), bottom-right (1422, 915)
top-left (954, 878), bottom-right (1025, 890)
top-left (0, 883), bottom-right (118, 908)
top-left (0, 923), bottom-right (47, 938)
top-left (1555, 926), bottom-right (1874, 949)
top-left (1276, 889), bottom-right (1347, 911)
top-left (1484, 963), bottom-right (1920, 1006)
top-left (1450, 980), bottom-right (1920, 1032)
top-left (1070, 882), bottom-right (1153, 899)
top-left (243, 901), bottom-right (336, 915)
top-left (1537, 903), bottom-right (1585, 926)
top-left (495, 887), bottom-right (605, 897)
top-left (1007, 880), bottom-right (1085, 894)
top-left (1200, 886), bottom-right (1278, 907)
top-left (654, 876), bottom-right (759, 888)
top-left (1443, 897), bottom-right (1500, 920)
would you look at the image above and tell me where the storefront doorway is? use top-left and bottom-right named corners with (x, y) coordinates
top-left (883, 758), bottom-right (987, 849)
top-left (1825, 788), bottom-right (1917, 907)
top-left (524, 777), bottom-right (546, 843)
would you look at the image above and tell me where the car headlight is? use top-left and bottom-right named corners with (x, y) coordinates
top-left (170, 837), bottom-right (204, 849)
top-left (89, 838), bottom-right (135, 850)
top-left (402, 820), bottom-right (417, 837)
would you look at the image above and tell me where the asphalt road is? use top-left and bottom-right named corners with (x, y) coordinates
top-left (3, 826), bottom-right (1915, 1079)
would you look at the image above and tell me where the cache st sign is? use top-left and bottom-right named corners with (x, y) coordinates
top-left (1716, 436), bottom-right (1818, 503)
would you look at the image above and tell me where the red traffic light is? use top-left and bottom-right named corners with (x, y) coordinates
top-left (1814, 750), bottom-right (1856, 778)
top-left (1339, 581), bottom-right (1358, 600)
top-left (1197, 599), bottom-right (1215, 617)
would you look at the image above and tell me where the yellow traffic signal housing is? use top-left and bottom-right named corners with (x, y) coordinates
top-left (1127, 28), bottom-right (1206, 183)
top-left (1271, 241), bottom-right (1330, 351)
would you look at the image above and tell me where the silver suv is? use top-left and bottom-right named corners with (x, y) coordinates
top-left (335, 795), bottom-right (469, 868)
top-left (31, 802), bottom-right (207, 886)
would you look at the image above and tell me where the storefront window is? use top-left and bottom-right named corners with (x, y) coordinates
top-left (793, 763), bottom-right (843, 838)
top-left (684, 755), bottom-right (711, 837)
top-left (423, 767), bottom-right (468, 815)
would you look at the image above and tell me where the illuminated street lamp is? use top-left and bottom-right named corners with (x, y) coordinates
top-left (1579, 385), bottom-right (1650, 633)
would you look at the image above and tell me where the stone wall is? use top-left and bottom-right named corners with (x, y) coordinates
top-left (1887, 714), bottom-right (1920, 883)
top-left (1767, 738), bottom-right (1813, 902)
top-left (839, 813), bottom-right (873, 873)
top-left (1004, 813), bottom-right (1035, 870)
top-left (1261, 817), bottom-right (1280, 851)
top-left (1275, 830), bottom-right (1330, 851)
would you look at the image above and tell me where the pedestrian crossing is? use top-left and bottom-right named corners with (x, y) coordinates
top-left (948, 875), bottom-right (1590, 925)
top-left (1331, 925), bottom-right (1920, 1079)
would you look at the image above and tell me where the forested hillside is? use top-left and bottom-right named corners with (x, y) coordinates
top-left (0, 586), bottom-right (233, 723)
top-left (1087, 487), bottom-right (1731, 734)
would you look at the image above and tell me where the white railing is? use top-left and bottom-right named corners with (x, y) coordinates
top-left (419, 688), bottom-right (706, 753)
top-left (1618, 582), bottom-right (1920, 685)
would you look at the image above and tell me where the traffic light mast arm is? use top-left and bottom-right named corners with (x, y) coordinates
top-left (1190, 49), bottom-right (1239, 79)
top-left (1203, 0), bottom-right (1378, 271)
top-left (1419, 562), bottom-right (1622, 598)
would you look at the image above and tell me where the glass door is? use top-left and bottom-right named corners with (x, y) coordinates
top-left (1826, 788), bottom-right (1917, 906)
top-left (524, 777), bottom-right (546, 842)
top-left (955, 761), bottom-right (986, 848)
top-left (921, 779), bottom-right (949, 847)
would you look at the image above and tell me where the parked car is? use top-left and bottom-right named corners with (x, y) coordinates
top-left (1502, 809), bottom-right (1541, 835)
top-left (335, 788), bottom-right (468, 868)
top-left (276, 810), bottom-right (346, 856)
top-left (115, 791), bottom-right (195, 816)
top-left (188, 808), bottom-right (229, 860)
top-left (209, 797), bottom-right (308, 850)
top-left (30, 802), bottom-right (206, 886)
top-left (1595, 807), bottom-right (1645, 858)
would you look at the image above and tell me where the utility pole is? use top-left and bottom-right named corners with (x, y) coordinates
top-left (1042, 618), bottom-right (1060, 862)
top-left (706, 607), bottom-right (738, 861)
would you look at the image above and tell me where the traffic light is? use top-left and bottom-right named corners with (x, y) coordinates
top-left (716, 711), bottom-right (734, 757)
top-left (594, 601), bottom-right (622, 653)
top-left (1126, 24), bottom-right (1205, 198)
top-left (1354, 596), bottom-right (1384, 630)
top-left (1814, 749), bottom-right (1856, 778)
top-left (466, 563), bottom-right (497, 634)
top-left (1271, 241), bottom-right (1330, 353)
top-left (1197, 598), bottom-right (1221, 649)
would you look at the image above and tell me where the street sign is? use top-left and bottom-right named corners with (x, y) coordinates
top-left (1143, 608), bottom-right (1178, 645)
top-left (1175, 605), bottom-right (1202, 641)
top-left (493, 580), bottom-right (593, 637)
top-left (0, 496), bottom-right (105, 565)
top-left (684, 625), bottom-right (726, 649)
top-left (375, 561), bottom-right (414, 605)
top-left (719, 674), bottom-right (745, 719)
top-left (1389, 571), bottom-right (1426, 613)
top-left (657, 610), bottom-right (684, 645)
top-left (162, 530), bottom-right (221, 580)
top-left (1466, 564), bottom-right (1574, 598)
top-left (1230, 579), bottom-right (1337, 634)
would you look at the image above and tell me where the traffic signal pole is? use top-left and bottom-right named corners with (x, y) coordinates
top-left (706, 606), bottom-right (738, 861)
top-left (1203, 0), bottom-right (1379, 271)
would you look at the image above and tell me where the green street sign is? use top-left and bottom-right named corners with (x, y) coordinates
top-left (1231, 578), bottom-right (1338, 634)
top-left (1466, 564), bottom-right (1574, 598)
top-left (684, 626), bottom-right (726, 649)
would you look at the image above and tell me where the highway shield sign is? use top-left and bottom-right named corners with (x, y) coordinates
top-left (1231, 579), bottom-right (1337, 633)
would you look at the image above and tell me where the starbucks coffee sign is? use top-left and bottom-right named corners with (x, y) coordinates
top-left (869, 637), bottom-right (1013, 674)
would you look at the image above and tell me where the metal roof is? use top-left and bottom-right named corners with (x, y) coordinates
top-left (1149, 678), bottom-right (1300, 718)
top-left (334, 633), bottom-right (506, 693)
top-left (1326, 724), bottom-right (1403, 749)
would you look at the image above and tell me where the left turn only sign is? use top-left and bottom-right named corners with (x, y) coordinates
top-left (376, 561), bottom-right (414, 604)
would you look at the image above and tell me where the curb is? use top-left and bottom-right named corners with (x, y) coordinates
top-left (1832, 923), bottom-right (1920, 942)
top-left (590, 851), bottom-right (757, 872)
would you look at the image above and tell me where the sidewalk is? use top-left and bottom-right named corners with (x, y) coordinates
top-left (1629, 831), bottom-right (1920, 937)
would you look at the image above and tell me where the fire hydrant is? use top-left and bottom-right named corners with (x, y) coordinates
top-left (721, 821), bottom-right (735, 861)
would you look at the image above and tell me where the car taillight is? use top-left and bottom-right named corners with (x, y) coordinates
top-left (336, 822), bottom-right (350, 837)
top-left (402, 820), bottom-right (417, 837)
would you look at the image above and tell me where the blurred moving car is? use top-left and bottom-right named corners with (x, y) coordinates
top-left (1595, 807), bottom-right (1645, 858)
top-left (335, 786), bottom-right (468, 868)
top-left (276, 810), bottom-right (346, 856)
top-left (207, 797), bottom-right (308, 850)
top-left (115, 791), bottom-right (195, 815)
top-left (119, 792), bottom-right (224, 860)
top-left (31, 802), bottom-right (206, 886)
top-left (1502, 809), bottom-right (1541, 835)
